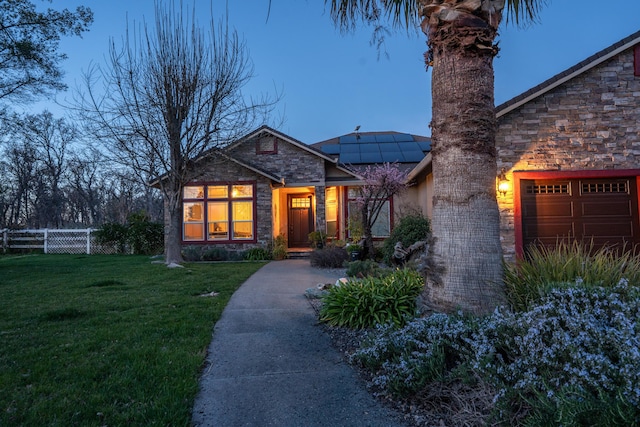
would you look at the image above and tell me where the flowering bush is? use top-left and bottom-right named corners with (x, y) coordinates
top-left (351, 281), bottom-right (640, 425)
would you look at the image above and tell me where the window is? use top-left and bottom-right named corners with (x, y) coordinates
top-left (325, 187), bottom-right (338, 238)
top-left (347, 187), bottom-right (391, 239)
top-left (183, 183), bottom-right (255, 242)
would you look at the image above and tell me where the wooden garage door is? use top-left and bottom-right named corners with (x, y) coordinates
top-left (521, 177), bottom-right (640, 252)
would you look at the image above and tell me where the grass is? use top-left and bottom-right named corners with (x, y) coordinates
top-left (0, 254), bottom-right (265, 426)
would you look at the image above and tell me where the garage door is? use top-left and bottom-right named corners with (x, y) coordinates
top-left (521, 177), bottom-right (640, 252)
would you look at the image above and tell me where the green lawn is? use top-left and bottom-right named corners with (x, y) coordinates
top-left (0, 254), bottom-right (265, 426)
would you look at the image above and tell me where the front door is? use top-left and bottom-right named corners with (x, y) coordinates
top-left (288, 194), bottom-right (313, 248)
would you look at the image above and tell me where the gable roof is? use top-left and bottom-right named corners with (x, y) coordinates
top-left (229, 125), bottom-right (340, 163)
top-left (312, 131), bottom-right (431, 165)
top-left (496, 29), bottom-right (640, 117)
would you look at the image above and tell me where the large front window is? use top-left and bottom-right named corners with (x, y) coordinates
top-left (183, 183), bottom-right (255, 242)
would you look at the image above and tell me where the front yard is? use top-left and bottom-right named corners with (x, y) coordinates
top-left (0, 254), bottom-right (264, 426)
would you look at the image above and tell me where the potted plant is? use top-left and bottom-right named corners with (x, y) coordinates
top-left (345, 243), bottom-right (362, 261)
top-left (308, 231), bottom-right (327, 249)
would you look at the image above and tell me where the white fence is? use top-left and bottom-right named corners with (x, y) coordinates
top-left (1, 229), bottom-right (116, 255)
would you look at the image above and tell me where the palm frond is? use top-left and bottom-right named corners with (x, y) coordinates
top-left (506, 0), bottom-right (547, 25)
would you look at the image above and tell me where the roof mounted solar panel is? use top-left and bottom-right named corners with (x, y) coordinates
top-left (375, 134), bottom-right (395, 143)
top-left (360, 143), bottom-right (381, 153)
top-left (379, 142), bottom-right (400, 152)
top-left (341, 144), bottom-right (359, 153)
top-left (340, 152), bottom-right (361, 163)
top-left (340, 135), bottom-right (358, 143)
top-left (393, 133), bottom-right (414, 142)
top-left (417, 141), bottom-right (432, 151)
top-left (360, 152), bottom-right (384, 163)
top-left (402, 150), bottom-right (426, 162)
top-left (397, 141), bottom-right (420, 151)
top-left (321, 145), bottom-right (340, 155)
top-left (357, 135), bottom-right (376, 143)
top-left (381, 151), bottom-right (404, 162)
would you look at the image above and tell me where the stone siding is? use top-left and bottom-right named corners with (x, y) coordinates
top-left (229, 136), bottom-right (326, 185)
top-left (496, 47), bottom-right (640, 260)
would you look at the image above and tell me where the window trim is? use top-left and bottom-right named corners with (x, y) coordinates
top-left (182, 181), bottom-right (257, 244)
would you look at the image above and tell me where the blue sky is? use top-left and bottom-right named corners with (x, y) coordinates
top-left (30, 1), bottom-right (640, 144)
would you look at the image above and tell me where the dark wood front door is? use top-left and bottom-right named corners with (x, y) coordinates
top-left (521, 177), bottom-right (640, 253)
top-left (288, 194), bottom-right (313, 248)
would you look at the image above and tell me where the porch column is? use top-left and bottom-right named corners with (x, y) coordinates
top-left (314, 185), bottom-right (326, 232)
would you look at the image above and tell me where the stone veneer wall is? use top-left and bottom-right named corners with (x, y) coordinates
top-left (229, 135), bottom-right (326, 184)
top-left (496, 47), bottom-right (640, 261)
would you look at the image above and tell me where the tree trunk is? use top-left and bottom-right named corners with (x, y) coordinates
top-left (164, 179), bottom-right (183, 265)
top-left (422, 23), bottom-right (505, 315)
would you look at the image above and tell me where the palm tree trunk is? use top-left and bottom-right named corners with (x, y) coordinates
top-left (422, 22), bottom-right (505, 315)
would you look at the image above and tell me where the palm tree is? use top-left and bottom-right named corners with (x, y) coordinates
top-left (326, 0), bottom-right (544, 315)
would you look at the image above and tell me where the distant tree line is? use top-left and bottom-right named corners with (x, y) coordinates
top-left (0, 110), bottom-right (163, 229)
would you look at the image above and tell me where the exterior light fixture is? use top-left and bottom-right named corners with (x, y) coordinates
top-left (497, 168), bottom-right (510, 196)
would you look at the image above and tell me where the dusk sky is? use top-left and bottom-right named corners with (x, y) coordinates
top-left (30, 1), bottom-right (640, 144)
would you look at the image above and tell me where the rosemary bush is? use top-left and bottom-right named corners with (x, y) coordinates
top-left (352, 281), bottom-right (640, 425)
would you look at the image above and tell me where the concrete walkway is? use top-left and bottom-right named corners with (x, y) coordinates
top-left (191, 259), bottom-right (407, 427)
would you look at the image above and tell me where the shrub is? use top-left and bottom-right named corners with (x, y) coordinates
top-left (181, 246), bottom-right (202, 261)
top-left (353, 282), bottom-right (640, 425)
top-left (94, 222), bottom-right (128, 253)
top-left (504, 240), bottom-right (640, 311)
top-left (309, 246), bottom-right (348, 268)
top-left (269, 235), bottom-right (288, 260)
top-left (94, 211), bottom-right (163, 255)
top-left (381, 213), bottom-right (430, 265)
top-left (473, 282), bottom-right (640, 425)
top-left (345, 259), bottom-right (388, 278)
top-left (244, 247), bottom-right (271, 261)
top-left (351, 312), bottom-right (479, 396)
top-left (201, 247), bottom-right (229, 261)
top-left (126, 212), bottom-right (163, 255)
top-left (319, 269), bottom-right (423, 329)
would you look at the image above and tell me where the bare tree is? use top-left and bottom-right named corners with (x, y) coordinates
top-left (74, 1), bottom-right (278, 264)
top-left (11, 111), bottom-right (75, 228)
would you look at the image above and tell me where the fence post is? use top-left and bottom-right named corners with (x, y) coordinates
top-left (43, 229), bottom-right (48, 254)
top-left (86, 229), bottom-right (91, 255)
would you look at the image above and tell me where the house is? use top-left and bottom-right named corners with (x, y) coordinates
top-left (409, 29), bottom-right (640, 261)
top-left (182, 29), bottom-right (640, 260)
top-left (180, 126), bottom-right (431, 252)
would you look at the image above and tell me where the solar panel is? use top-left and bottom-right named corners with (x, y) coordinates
top-left (402, 150), bottom-right (426, 162)
top-left (397, 142), bottom-right (420, 151)
top-left (340, 152), bottom-right (361, 163)
top-left (340, 144), bottom-right (359, 153)
top-left (417, 141), bottom-right (432, 151)
top-left (321, 145), bottom-right (340, 155)
top-left (360, 152), bottom-right (383, 163)
top-left (381, 151), bottom-right (404, 162)
top-left (357, 135), bottom-right (376, 143)
top-left (340, 135), bottom-right (358, 143)
top-left (393, 133), bottom-right (414, 142)
top-left (360, 143), bottom-right (381, 153)
top-left (379, 142), bottom-right (400, 152)
top-left (375, 134), bottom-right (395, 143)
